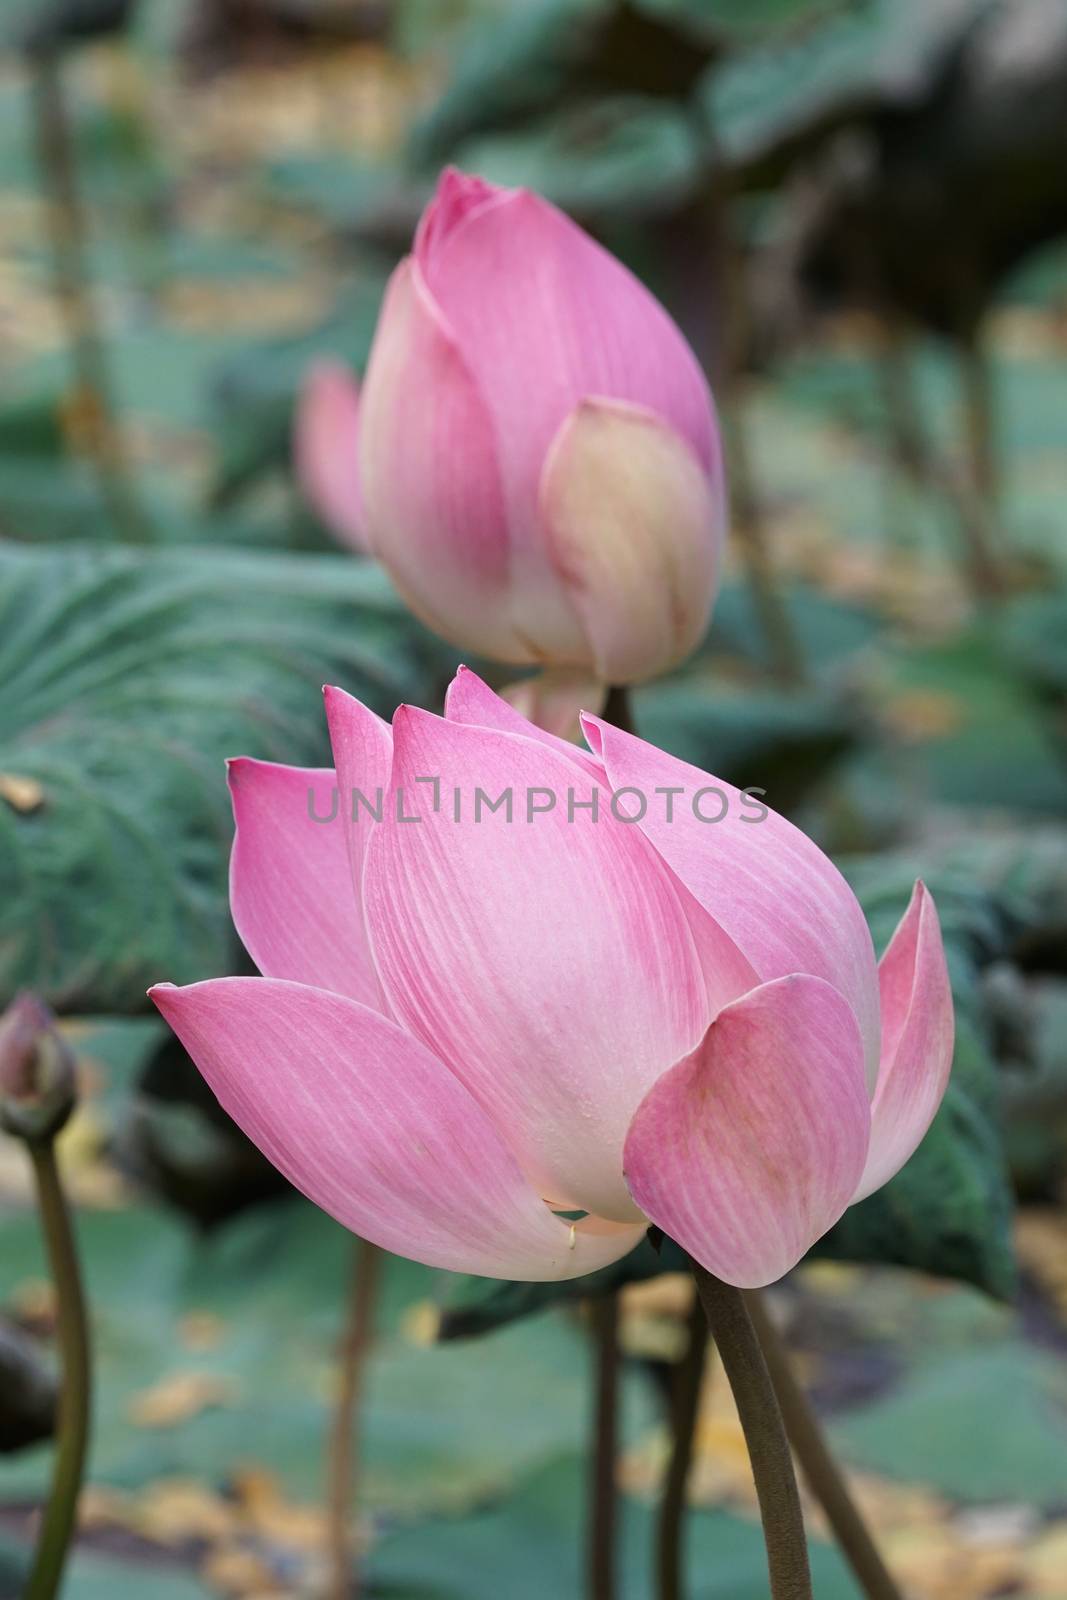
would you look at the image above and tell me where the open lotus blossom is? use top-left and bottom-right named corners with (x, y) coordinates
top-left (150, 670), bottom-right (954, 1288)
top-left (295, 168), bottom-right (725, 685)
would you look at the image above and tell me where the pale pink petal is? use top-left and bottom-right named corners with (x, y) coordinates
top-left (624, 975), bottom-right (871, 1288)
top-left (444, 664), bottom-right (603, 778)
top-left (322, 683), bottom-right (393, 905)
top-left (501, 669), bottom-right (608, 743)
top-left (540, 398), bottom-right (721, 682)
top-left (852, 882), bottom-right (954, 1202)
top-left (358, 258), bottom-right (534, 661)
top-left (150, 978), bottom-right (646, 1281)
top-left (227, 759), bottom-right (379, 1009)
top-left (442, 669), bottom-right (758, 1011)
top-left (583, 718), bottom-right (882, 1089)
top-left (294, 360), bottom-right (369, 552)
top-left (361, 706), bottom-right (718, 1223)
top-left (318, 686), bottom-right (394, 1012)
top-left (414, 167), bottom-right (505, 264)
top-left (419, 180), bottom-right (719, 541)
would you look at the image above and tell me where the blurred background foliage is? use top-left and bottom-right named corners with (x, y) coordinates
top-left (1, 1), bottom-right (1067, 1596)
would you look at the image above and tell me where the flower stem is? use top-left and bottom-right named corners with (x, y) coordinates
top-left (689, 1261), bottom-right (811, 1600)
top-left (31, 47), bottom-right (154, 544)
top-left (602, 684), bottom-right (634, 736)
top-left (327, 1236), bottom-right (381, 1600)
top-left (578, 660), bottom-right (627, 1600)
top-left (745, 1290), bottom-right (903, 1600)
top-left (656, 1288), bottom-right (710, 1600)
top-left (695, 100), bottom-right (806, 688)
top-left (24, 1141), bottom-right (91, 1600)
top-left (587, 1293), bottom-right (620, 1600)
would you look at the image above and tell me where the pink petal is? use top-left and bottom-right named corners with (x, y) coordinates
top-left (445, 668), bottom-right (757, 1014)
top-left (624, 975), bottom-right (871, 1288)
top-left (852, 882), bottom-right (954, 1202)
top-left (540, 398), bottom-right (722, 682)
top-left (150, 978), bottom-right (646, 1281)
top-left (322, 682), bottom-right (393, 904)
top-left (420, 181), bottom-right (719, 542)
top-left (583, 718), bottom-right (882, 1089)
top-left (414, 167), bottom-right (506, 265)
top-left (294, 360), bottom-right (369, 552)
top-left (501, 669), bottom-right (608, 743)
top-left (227, 759), bottom-right (380, 1009)
top-left (444, 664), bottom-right (603, 778)
top-left (357, 258), bottom-right (533, 662)
top-left (361, 705), bottom-right (717, 1223)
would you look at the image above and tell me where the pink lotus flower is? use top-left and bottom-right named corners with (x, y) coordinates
top-left (296, 169), bottom-right (725, 685)
top-left (150, 670), bottom-right (953, 1287)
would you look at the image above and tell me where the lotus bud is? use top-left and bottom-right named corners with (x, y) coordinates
top-left (0, 994), bottom-right (77, 1145)
top-left (297, 168), bottom-right (725, 685)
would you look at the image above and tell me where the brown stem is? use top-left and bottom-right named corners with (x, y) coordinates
top-left (587, 1293), bottom-right (620, 1600)
top-left (24, 1143), bottom-right (92, 1600)
top-left (327, 1237), bottom-right (381, 1600)
top-left (745, 1291), bottom-right (904, 1600)
top-left (960, 321), bottom-right (997, 506)
top-left (718, 388), bottom-right (807, 687)
top-left (873, 315), bottom-right (1003, 598)
top-left (877, 319), bottom-right (927, 486)
top-left (690, 1262), bottom-right (812, 1600)
top-left (602, 684), bottom-right (634, 736)
top-left (595, 657), bottom-right (641, 1600)
top-left (956, 325), bottom-right (1005, 596)
top-left (656, 1289), bottom-right (710, 1600)
top-left (31, 48), bottom-right (154, 544)
top-left (700, 155), bottom-right (806, 687)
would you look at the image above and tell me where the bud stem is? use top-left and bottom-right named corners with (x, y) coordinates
top-left (601, 685), bottom-right (634, 737)
top-left (656, 1288), bottom-right (710, 1600)
top-left (696, 106), bottom-right (807, 688)
top-left (745, 1290), bottom-right (903, 1600)
top-left (24, 1140), bottom-right (91, 1600)
top-left (587, 1292), bottom-right (620, 1600)
top-left (583, 679), bottom-right (631, 1600)
top-left (327, 1235), bottom-right (381, 1600)
top-left (31, 47), bottom-right (153, 545)
top-left (689, 1261), bottom-right (812, 1600)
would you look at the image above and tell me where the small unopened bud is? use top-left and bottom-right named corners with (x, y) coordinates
top-left (0, 994), bottom-right (77, 1144)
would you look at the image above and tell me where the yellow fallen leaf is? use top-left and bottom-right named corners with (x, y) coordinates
top-left (620, 1271), bottom-right (693, 1321)
top-left (129, 1371), bottom-right (238, 1428)
top-left (179, 1311), bottom-right (227, 1352)
top-left (402, 1299), bottom-right (441, 1347)
top-left (55, 1107), bottom-right (129, 1210)
top-left (1016, 1209), bottom-right (1067, 1317)
top-left (0, 773), bottom-right (45, 813)
top-left (617, 1273), bottom-right (698, 1361)
top-left (81, 1478), bottom-right (237, 1546)
top-left (9, 1278), bottom-right (56, 1330)
top-left (200, 1541), bottom-right (279, 1597)
top-left (797, 1260), bottom-right (864, 1294)
top-left (231, 1467), bottom-right (329, 1553)
top-left (883, 689), bottom-right (965, 741)
top-left (1028, 1524), bottom-right (1067, 1594)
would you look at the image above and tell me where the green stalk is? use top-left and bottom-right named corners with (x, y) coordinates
top-left (745, 1290), bottom-right (904, 1600)
top-left (24, 1141), bottom-right (92, 1600)
top-left (327, 1236), bottom-right (381, 1600)
top-left (602, 684), bottom-right (634, 736)
top-left (31, 47), bottom-right (154, 544)
top-left (581, 677), bottom-right (633, 1600)
top-left (656, 1290), bottom-right (710, 1600)
top-left (690, 1262), bottom-right (811, 1600)
top-left (699, 135), bottom-right (806, 687)
top-left (587, 1293), bottom-right (620, 1600)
